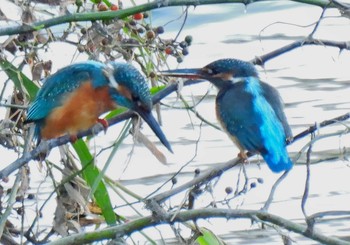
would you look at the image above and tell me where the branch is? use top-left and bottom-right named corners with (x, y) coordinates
top-left (0, 0), bottom-right (337, 37)
top-left (47, 208), bottom-right (350, 245)
top-left (0, 0), bottom-right (245, 37)
top-left (148, 112), bottom-right (350, 204)
top-left (0, 79), bottom-right (203, 179)
top-left (252, 38), bottom-right (350, 66)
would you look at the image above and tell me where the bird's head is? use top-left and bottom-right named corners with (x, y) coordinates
top-left (104, 62), bottom-right (153, 112)
top-left (104, 62), bottom-right (172, 153)
top-left (161, 58), bottom-right (258, 89)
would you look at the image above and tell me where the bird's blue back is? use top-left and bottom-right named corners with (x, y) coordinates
top-left (217, 77), bottom-right (292, 172)
top-left (26, 60), bottom-right (108, 122)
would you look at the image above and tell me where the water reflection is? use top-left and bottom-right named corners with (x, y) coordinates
top-left (123, 2), bottom-right (350, 243)
top-left (3, 1), bottom-right (350, 243)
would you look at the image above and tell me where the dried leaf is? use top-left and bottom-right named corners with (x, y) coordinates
top-left (53, 198), bottom-right (68, 236)
top-left (64, 183), bottom-right (89, 214)
top-left (134, 130), bottom-right (167, 164)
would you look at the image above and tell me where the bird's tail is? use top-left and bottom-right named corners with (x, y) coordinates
top-left (261, 150), bottom-right (293, 173)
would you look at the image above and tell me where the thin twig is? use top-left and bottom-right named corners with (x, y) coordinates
top-left (0, 169), bottom-right (22, 238)
top-left (262, 170), bottom-right (290, 211)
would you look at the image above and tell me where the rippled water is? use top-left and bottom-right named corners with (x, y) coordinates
top-left (2, 1), bottom-right (350, 244)
top-left (122, 3), bottom-right (350, 244)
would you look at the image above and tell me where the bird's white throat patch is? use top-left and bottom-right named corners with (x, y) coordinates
top-left (103, 64), bottom-right (119, 89)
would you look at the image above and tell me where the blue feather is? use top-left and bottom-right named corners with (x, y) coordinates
top-left (108, 62), bottom-right (152, 111)
top-left (26, 61), bottom-right (108, 122)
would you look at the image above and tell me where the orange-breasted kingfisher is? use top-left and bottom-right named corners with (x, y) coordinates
top-left (162, 58), bottom-right (292, 172)
top-left (26, 60), bottom-right (172, 153)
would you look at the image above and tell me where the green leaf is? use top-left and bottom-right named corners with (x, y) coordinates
top-left (72, 139), bottom-right (117, 225)
top-left (33, 24), bottom-right (45, 31)
top-left (104, 107), bottom-right (127, 120)
top-left (0, 58), bottom-right (39, 101)
top-left (150, 85), bottom-right (166, 95)
top-left (89, 0), bottom-right (111, 7)
top-left (197, 227), bottom-right (226, 245)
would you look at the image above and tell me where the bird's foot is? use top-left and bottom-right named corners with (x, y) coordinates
top-left (97, 118), bottom-right (109, 134)
top-left (69, 134), bottom-right (78, 143)
top-left (36, 140), bottom-right (51, 161)
top-left (286, 136), bottom-right (294, 144)
top-left (238, 151), bottom-right (248, 162)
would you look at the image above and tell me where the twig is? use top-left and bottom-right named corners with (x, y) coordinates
top-left (262, 170), bottom-right (290, 211)
top-left (0, 169), bottom-right (22, 238)
top-left (302, 132), bottom-right (314, 233)
top-left (309, 210), bottom-right (350, 220)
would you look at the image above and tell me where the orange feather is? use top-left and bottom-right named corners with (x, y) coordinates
top-left (41, 81), bottom-right (116, 139)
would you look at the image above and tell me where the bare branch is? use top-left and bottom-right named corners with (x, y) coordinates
top-left (47, 208), bottom-right (350, 245)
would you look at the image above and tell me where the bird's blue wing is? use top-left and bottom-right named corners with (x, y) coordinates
top-left (217, 82), bottom-right (267, 152)
top-left (260, 81), bottom-right (293, 140)
top-left (217, 78), bottom-right (291, 172)
top-left (26, 61), bottom-right (108, 122)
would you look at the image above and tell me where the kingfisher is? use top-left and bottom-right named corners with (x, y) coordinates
top-left (26, 60), bottom-right (172, 153)
top-left (162, 58), bottom-right (292, 173)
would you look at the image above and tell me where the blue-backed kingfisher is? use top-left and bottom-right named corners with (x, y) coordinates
top-left (162, 58), bottom-right (292, 172)
top-left (26, 60), bottom-right (172, 153)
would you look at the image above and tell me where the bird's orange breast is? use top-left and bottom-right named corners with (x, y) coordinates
top-left (41, 81), bottom-right (116, 139)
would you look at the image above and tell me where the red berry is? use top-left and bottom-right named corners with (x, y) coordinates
top-left (164, 46), bottom-right (173, 55)
top-left (110, 4), bottom-right (118, 11)
top-left (133, 13), bottom-right (143, 20)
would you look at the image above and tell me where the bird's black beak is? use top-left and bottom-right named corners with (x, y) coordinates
top-left (160, 68), bottom-right (203, 79)
top-left (135, 108), bottom-right (173, 153)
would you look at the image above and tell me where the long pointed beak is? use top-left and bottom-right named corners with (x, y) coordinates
top-left (136, 108), bottom-right (173, 153)
top-left (160, 68), bottom-right (203, 79)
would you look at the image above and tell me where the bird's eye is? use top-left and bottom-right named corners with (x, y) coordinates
top-left (203, 67), bottom-right (217, 75)
top-left (205, 66), bottom-right (222, 75)
top-left (132, 95), bottom-right (140, 103)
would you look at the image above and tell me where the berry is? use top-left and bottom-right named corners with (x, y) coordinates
top-left (156, 26), bottom-right (164, 34)
top-left (27, 193), bottom-right (35, 200)
top-left (77, 44), bottom-right (85, 53)
top-left (16, 195), bottom-right (24, 202)
top-left (185, 35), bottom-right (193, 45)
top-left (101, 38), bottom-right (109, 46)
top-left (164, 46), bottom-right (173, 55)
top-left (179, 41), bottom-right (187, 48)
top-left (194, 168), bottom-right (200, 175)
top-left (182, 47), bottom-right (189, 56)
top-left (80, 28), bottom-right (87, 35)
top-left (97, 2), bottom-right (108, 11)
top-left (143, 12), bottom-right (149, 18)
top-left (146, 30), bottom-right (155, 39)
top-left (171, 177), bottom-right (177, 185)
top-left (250, 182), bottom-right (257, 189)
top-left (75, 0), bottom-right (83, 7)
top-left (133, 13), bottom-right (143, 20)
top-left (177, 56), bottom-right (183, 63)
top-left (257, 178), bottom-right (264, 184)
top-left (110, 4), bottom-right (118, 11)
top-left (225, 187), bottom-right (233, 195)
top-left (137, 27), bottom-right (145, 34)
top-left (129, 20), bottom-right (137, 26)
top-left (149, 71), bottom-right (156, 78)
top-left (16, 207), bottom-right (24, 215)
